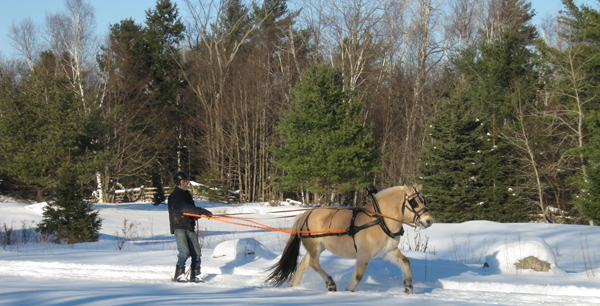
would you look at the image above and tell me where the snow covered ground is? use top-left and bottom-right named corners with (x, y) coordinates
top-left (1, 195), bottom-right (599, 305)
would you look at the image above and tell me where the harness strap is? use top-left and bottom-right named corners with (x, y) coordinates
top-left (299, 207), bottom-right (379, 252)
top-left (368, 186), bottom-right (404, 239)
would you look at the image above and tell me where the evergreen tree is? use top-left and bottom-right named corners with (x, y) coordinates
top-left (558, 0), bottom-right (600, 224)
top-left (454, 23), bottom-right (538, 133)
top-left (144, 0), bottom-right (185, 102)
top-left (422, 1), bottom-right (538, 222)
top-left (273, 65), bottom-right (379, 204)
top-left (419, 93), bottom-right (529, 223)
top-left (576, 158), bottom-right (600, 224)
top-left (221, 0), bottom-right (253, 43)
top-left (143, 0), bottom-right (188, 181)
top-left (96, 18), bottom-right (165, 196)
top-left (253, 0), bottom-right (288, 30)
top-left (38, 164), bottom-right (102, 244)
top-left (0, 53), bottom-right (100, 201)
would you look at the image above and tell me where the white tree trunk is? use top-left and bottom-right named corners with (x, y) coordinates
top-left (96, 171), bottom-right (104, 203)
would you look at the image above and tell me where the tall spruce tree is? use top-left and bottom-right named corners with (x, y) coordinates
top-left (144, 0), bottom-right (185, 104)
top-left (558, 0), bottom-right (600, 225)
top-left (0, 52), bottom-right (100, 201)
top-left (143, 0), bottom-right (188, 175)
top-left (273, 65), bottom-right (379, 205)
top-left (419, 93), bottom-right (529, 223)
top-left (38, 164), bottom-right (102, 244)
top-left (221, 0), bottom-right (253, 43)
top-left (420, 1), bottom-right (538, 222)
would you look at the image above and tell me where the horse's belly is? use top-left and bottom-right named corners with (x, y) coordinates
top-left (321, 236), bottom-right (358, 259)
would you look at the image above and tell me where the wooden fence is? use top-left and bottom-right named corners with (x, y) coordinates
top-left (112, 186), bottom-right (172, 203)
top-left (92, 184), bottom-right (232, 203)
top-left (109, 186), bottom-right (210, 203)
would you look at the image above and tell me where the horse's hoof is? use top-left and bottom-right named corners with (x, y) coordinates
top-left (326, 277), bottom-right (337, 291)
top-left (404, 286), bottom-right (413, 294)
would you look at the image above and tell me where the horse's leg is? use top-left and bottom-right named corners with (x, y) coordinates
top-left (303, 240), bottom-right (337, 291)
top-left (384, 249), bottom-right (413, 294)
top-left (309, 252), bottom-right (337, 291)
top-left (345, 253), bottom-right (371, 292)
top-left (289, 253), bottom-right (310, 287)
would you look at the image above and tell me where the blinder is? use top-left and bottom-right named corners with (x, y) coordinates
top-left (402, 188), bottom-right (429, 224)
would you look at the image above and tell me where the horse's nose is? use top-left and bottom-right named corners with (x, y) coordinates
top-left (425, 219), bottom-right (433, 227)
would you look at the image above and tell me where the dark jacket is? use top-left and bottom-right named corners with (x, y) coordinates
top-left (168, 187), bottom-right (212, 234)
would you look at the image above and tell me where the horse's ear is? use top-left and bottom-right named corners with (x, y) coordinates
top-left (416, 184), bottom-right (423, 191)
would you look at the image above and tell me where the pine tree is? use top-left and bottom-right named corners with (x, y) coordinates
top-left (422, 2), bottom-right (538, 222)
top-left (253, 0), bottom-right (288, 30)
top-left (558, 0), bottom-right (600, 224)
top-left (419, 93), bottom-right (529, 223)
top-left (38, 164), bottom-right (102, 244)
top-left (221, 0), bottom-right (253, 43)
top-left (0, 53), bottom-right (100, 201)
top-left (144, 0), bottom-right (185, 98)
top-left (273, 65), bottom-right (379, 204)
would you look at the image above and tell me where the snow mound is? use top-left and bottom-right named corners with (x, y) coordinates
top-left (212, 238), bottom-right (276, 261)
top-left (484, 238), bottom-right (565, 275)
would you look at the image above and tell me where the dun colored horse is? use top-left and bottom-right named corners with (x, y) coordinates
top-left (266, 185), bottom-right (433, 293)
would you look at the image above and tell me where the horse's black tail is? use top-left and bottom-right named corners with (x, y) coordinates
top-left (265, 233), bottom-right (301, 287)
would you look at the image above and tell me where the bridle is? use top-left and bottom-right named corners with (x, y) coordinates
top-left (401, 187), bottom-right (429, 225)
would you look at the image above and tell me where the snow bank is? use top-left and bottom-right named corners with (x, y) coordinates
top-left (484, 238), bottom-right (565, 275)
top-left (212, 238), bottom-right (276, 261)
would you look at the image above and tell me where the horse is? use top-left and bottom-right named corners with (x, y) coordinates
top-left (266, 184), bottom-right (433, 293)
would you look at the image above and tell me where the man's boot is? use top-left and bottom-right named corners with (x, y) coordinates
top-left (189, 265), bottom-right (203, 283)
top-left (173, 265), bottom-right (187, 282)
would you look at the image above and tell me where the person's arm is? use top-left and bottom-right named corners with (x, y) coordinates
top-left (171, 192), bottom-right (212, 216)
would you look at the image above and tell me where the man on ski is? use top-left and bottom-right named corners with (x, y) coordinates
top-left (168, 171), bottom-right (212, 282)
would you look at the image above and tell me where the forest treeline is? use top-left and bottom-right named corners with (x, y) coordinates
top-left (1, 0), bottom-right (599, 225)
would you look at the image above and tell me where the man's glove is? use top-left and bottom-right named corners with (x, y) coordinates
top-left (204, 210), bottom-right (213, 217)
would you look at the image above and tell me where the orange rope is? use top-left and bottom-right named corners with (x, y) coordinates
top-left (208, 206), bottom-right (416, 229)
top-left (184, 206), bottom-right (416, 234)
top-left (361, 208), bottom-right (416, 228)
top-left (184, 213), bottom-right (348, 235)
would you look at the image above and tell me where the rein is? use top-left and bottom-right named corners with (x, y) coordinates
top-left (184, 186), bottom-right (425, 253)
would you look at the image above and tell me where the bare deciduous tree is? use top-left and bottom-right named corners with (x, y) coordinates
top-left (8, 18), bottom-right (39, 72)
top-left (44, 0), bottom-right (97, 111)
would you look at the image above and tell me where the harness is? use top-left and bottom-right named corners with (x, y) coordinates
top-left (298, 185), bottom-right (413, 252)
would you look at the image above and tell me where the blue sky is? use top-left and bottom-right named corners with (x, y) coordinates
top-left (0, 0), bottom-right (598, 59)
top-left (0, 0), bottom-right (182, 58)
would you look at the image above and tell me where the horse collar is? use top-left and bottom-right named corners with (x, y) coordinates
top-left (369, 190), bottom-right (404, 239)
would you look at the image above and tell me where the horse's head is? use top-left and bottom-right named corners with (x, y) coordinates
top-left (402, 184), bottom-right (434, 229)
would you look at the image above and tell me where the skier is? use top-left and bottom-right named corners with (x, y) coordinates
top-left (168, 171), bottom-right (212, 282)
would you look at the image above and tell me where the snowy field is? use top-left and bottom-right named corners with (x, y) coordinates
top-left (1, 195), bottom-right (599, 306)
